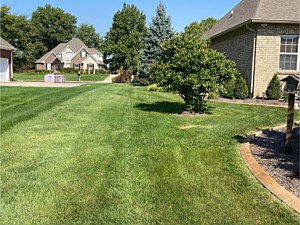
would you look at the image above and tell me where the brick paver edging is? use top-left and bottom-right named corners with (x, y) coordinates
top-left (240, 124), bottom-right (300, 214)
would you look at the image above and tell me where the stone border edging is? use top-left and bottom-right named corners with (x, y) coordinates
top-left (240, 124), bottom-right (300, 214)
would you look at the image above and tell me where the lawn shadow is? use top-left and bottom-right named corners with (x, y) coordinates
top-left (135, 101), bottom-right (215, 115)
top-left (135, 101), bottom-right (185, 114)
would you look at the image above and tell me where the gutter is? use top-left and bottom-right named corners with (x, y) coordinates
top-left (246, 23), bottom-right (256, 98)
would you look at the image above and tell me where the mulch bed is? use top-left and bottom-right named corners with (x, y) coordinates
top-left (250, 126), bottom-right (300, 198)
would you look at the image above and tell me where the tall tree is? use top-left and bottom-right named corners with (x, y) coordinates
top-left (184, 17), bottom-right (218, 37)
top-left (31, 4), bottom-right (77, 58)
top-left (104, 3), bottom-right (146, 73)
top-left (75, 24), bottom-right (104, 51)
top-left (0, 6), bottom-right (32, 70)
top-left (139, 2), bottom-right (175, 83)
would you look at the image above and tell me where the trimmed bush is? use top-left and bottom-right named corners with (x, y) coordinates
top-left (96, 69), bottom-right (108, 74)
top-left (61, 68), bottom-right (76, 74)
top-left (266, 74), bottom-right (281, 100)
top-left (234, 75), bottom-right (249, 99)
top-left (148, 84), bottom-right (158, 91)
top-left (222, 77), bottom-right (236, 99)
top-left (222, 75), bottom-right (248, 99)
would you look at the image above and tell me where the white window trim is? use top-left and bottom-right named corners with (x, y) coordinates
top-left (279, 35), bottom-right (300, 71)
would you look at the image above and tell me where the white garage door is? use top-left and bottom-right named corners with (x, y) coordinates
top-left (0, 58), bottom-right (9, 82)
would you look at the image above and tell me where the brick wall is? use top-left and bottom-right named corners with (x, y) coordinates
top-left (210, 27), bottom-right (255, 95)
top-left (36, 63), bottom-right (46, 70)
top-left (253, 24), bottom-right (300, 97)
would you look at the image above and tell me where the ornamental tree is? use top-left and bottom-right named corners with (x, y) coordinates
top-left (150, 33), bottom-right (239, 113)
top-left (139, 2), bottom-right (175, 83)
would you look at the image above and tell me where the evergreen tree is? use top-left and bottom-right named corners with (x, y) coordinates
top-left (266, 74), bottom-right (281, 100)
top-left (139, 2), bottom-right (175, 83)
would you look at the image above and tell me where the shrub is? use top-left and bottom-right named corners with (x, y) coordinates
top-left (266, 74), bottom-right (281, 100)
top-left (131, 75), bottom-right (139, 84)
top-left (150, 33), bottom-right (239, 113)
top-left (234, 75), bottom-right (249, 99)
top-left (62, 68), bottom-right (76, 74)
top-left (222, 77), bottom-right (236, 99)
top-left (221, 75), bottom-right (249, 99)
top-left (35, 70), bottom-right (48, 74)
top-left (148, 84), bottom-right (158, 91)
top-left (96, 68), bottom-right (108, 74)
top-left (208, 92), bottom-right (220, 99)
top-left (112, 70), bottom-right (131, 83)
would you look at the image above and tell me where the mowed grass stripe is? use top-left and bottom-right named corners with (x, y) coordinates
top-left (1, 84), bottom-right (299, 224)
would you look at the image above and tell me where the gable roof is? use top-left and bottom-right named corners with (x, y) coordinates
top-left (35, 38), bottom-right (103, 63)
top-left (88, 48), bottom-right (103, 56)
top-left (202, 0), bottom-right (300, 39)
top-left (0, 37), bottom-right (16, 51)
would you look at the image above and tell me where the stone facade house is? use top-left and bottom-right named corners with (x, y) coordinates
top-left (202, 0), bottom-right (300, 97)
top-left (0, 37), bottom-right (16, 82)
top-left (35, 38), bottom-right (105, 74)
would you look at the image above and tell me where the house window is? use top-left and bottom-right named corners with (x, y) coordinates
top-left (81, 51), bottom-right (86, 58)
top-left (279, 35), bottom-right (300, 70)
top-left (66, 52), bottom-right (74, 61)
top-left (74, 64), bottom-right (79, 69)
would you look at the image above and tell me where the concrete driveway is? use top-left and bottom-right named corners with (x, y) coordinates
top-left (0, 75), bottom-right (119, 88)
top-left (0, 81), bottom-right (87, 88)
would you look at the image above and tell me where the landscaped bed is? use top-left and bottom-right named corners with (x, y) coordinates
top-left (1, 84), bottom-right (299, 224)
top-left (13, 72), bottom-right (109, 82)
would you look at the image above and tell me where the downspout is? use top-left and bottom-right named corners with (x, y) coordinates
top-left (11, 51), bottom-right (13, 81)
top-left (246, 24), bottom-right (256, 98)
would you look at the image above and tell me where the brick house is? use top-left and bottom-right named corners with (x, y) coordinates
top-left (0, 37), bottom-right (16, 82)
top-left (35, 38), bottom-right (105, 74)
top-left (202, 0), bottom-right (300, 97)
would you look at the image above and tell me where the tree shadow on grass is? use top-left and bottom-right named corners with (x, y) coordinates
top-left (135, 101), bottom-right (185, 114)
top-left (135, 101), bottom-right (215, 115)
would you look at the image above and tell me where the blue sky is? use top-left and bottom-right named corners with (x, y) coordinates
top-left (2, 0), bottom-right (240, 35)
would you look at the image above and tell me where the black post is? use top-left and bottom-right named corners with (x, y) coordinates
top-left (285, 93), bottom-right (295, 154)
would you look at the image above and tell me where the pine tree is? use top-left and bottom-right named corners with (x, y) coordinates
top-left (139, 2), bottom-right (175, 83)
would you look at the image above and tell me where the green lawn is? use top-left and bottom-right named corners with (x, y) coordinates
top-left (13, 72), bottom-right (109, 82)
top-left (1, 84), bottom-right (299, 224)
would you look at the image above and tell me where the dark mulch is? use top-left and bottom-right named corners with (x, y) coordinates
top-left (250, 126), bottom-right (300, 198)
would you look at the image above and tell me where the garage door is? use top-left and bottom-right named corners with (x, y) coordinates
top-left (0, 58), bottom-right (9, 82)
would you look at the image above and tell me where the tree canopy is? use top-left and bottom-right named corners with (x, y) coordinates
top-left (184, 17), bottom-right (218, 37)
top-left (104, 3), bottom-right (147, 73)
top-left (150, 33), bottom-right (239, 112)
top-left (0, 6), bottom-right (34, 70)
top-left (31, 4), bottom-right (77, 57)
top-left (75, 24), bottom-right (104, 51)
top-left (139, 2), bottom-right (175, 83)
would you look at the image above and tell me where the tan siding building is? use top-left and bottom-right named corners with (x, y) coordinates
top-left (202, 0), bottom-right (300, 97)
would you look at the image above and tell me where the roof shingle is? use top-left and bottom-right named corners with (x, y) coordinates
top-left (202, 0), bottom-right (300, 39)
top-left (0, 37), bottom-right (16, 51)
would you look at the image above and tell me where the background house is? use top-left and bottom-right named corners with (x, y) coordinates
top-left (0, 37), bottom-right (16, 82)
top-left (202, 0), bottom-right (300, 97)
top-left (35, 38), bottom-right (105, 74)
